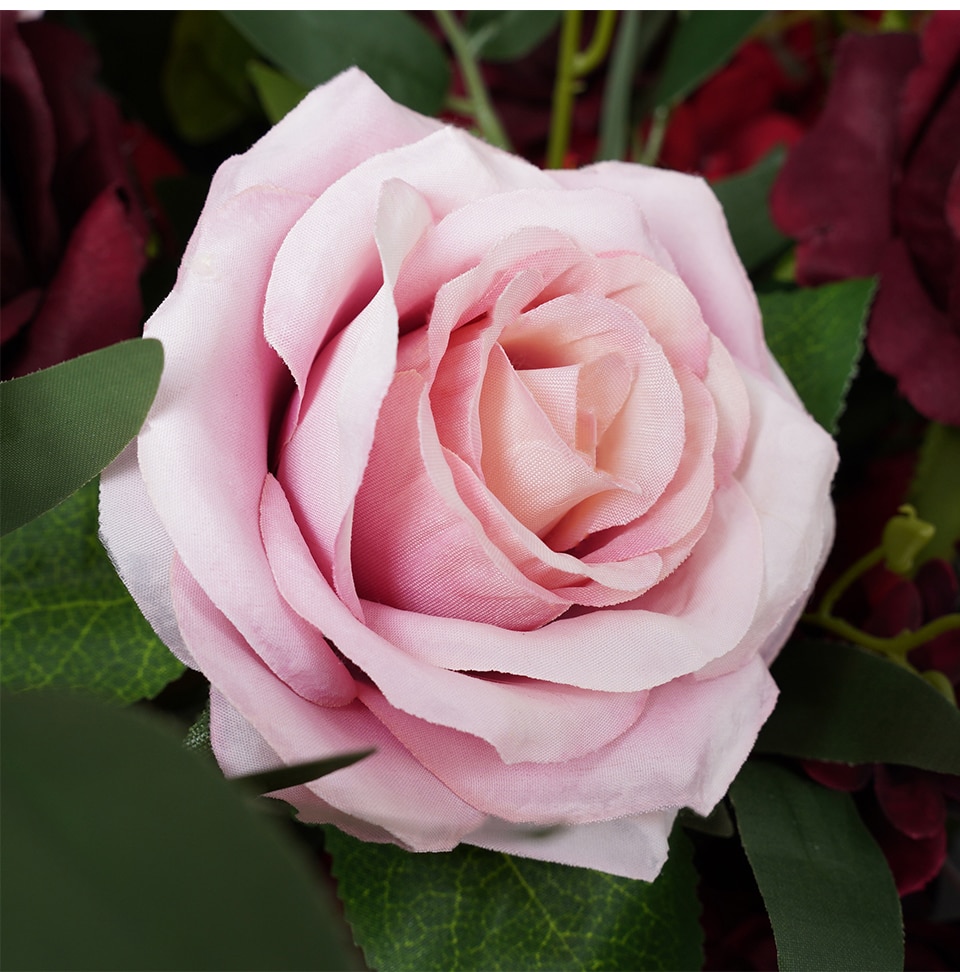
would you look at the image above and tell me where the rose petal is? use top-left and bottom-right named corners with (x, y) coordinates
top-left (362, 479), bottom-right (764, 691)
top-left (554, 163), bottom-right (771, 377)
top-left (361, 654), bottom-right (777, 824)
top-left (351, 369), bottom-right (569, 629)
top-left (137, 184), bottom-right (355, 706)
top-left (464, 812), bottom-right (675, 882)
top-left (261, 473), bottom-right (651, 765)
top-left (99, 441), bottom-right (192, 667)
top-left (276, 179), bottom-right (434, 618)
top-left (174, 560), bottom-right (485, 850)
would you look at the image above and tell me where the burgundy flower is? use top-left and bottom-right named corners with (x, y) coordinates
top-left (771, 14), bottom-right (960, 425)
top-left (1, 13), bottom-right (149, 378)
top-left (659, 22), bottom-right (826, 180)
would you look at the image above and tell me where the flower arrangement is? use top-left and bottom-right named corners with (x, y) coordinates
top-left (2, 11), bottom-right (958, 972)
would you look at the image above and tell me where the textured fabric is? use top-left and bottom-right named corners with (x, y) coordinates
top-left (100, 69), bottom-right (837, 881)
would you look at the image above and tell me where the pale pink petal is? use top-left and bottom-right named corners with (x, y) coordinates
top-left (547, 363), bottom-right (715, 556)
top-left (264, 126), bottom-right (549, 399)
top-left (172, 553), bottom-right (485, 850)
top-left (351, 369), bottom-right (568, 629)
top-left (275, 180), bottom-right (434, 617)
top-left (392, 187), bottom-right (672, 323)
top-left (209, 688), bottom-right (400, 846)
top-left (464, 812), bottom-right (675, 882)
top-left (362, 480), bottom-right (764, 691)
top-left (443, 447), bottom-right (665, 604)
top-left (480, 344), bottom-right (620, 537)
top-left (99, 441), bottom-right (189, 666)
top-left (554, 164), bottom-right (771, 377)
top-left (361, 654), bottom-right (777, 823)
top-left (260, 474), bottom-right (650, 765)
top-left (137, 186), bottom-right (354, 706)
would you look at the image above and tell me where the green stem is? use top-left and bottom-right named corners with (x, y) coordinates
top-left (547, 11), bottom-right (618, 168)
top-left (573, 9), bottom-right (618, 75)
top-left (638, 103), bottom-right (669, 165)
top-left (817, 546), bottom-right (884, 618)
top-left (435, 10), bottom-right (512, 151)
top-left (801, 612), bottom-right (960, 666)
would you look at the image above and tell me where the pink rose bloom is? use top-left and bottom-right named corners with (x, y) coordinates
top-left (100, 71), bottom-right (837, 880)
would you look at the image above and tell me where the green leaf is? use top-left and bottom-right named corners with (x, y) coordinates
top-left (712, 149), bottom-right (790, 272)
top-left (757, 638), bottom-right (960, 775)
top-left (0, 480), bottom-right (184, 703)
top-left (651, 11), bottom-right (766, 107)
top-left (1, 338), bottom-right (163, 537)
top-left (909, 422), bottom-right (960, 562)
top-left (326, 822), bottom-right (702, 971)
top-left (464, 11), bottom-right (561, 61)
top-left (0, 689), bottom-right (360, 971)
top-left (163, 11), bottom-right (262, 142)
top-left (237, 749), bottom-right (375, 795)
top-left (225, 11), bottom-right (451, 116)
top-left (730, 760), bottom-right (903, 972)
top-left (247, 60), bottom-right (310, 124)
top-left (759, 279), bottom-right (873, 433)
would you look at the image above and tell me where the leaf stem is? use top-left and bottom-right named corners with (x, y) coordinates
top-left (435, 10), bottom-right (512, 151)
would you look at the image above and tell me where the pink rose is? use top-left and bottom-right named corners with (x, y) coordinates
top-left (100, 70), bottom-right (836, 880)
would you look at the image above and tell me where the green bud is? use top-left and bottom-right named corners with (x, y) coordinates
top-left (881, 505), bottom-right (935, 575)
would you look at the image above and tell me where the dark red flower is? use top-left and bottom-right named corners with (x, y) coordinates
top-left (659, 22), bottom-right (826, 180)
top-left (771, 14), bottom-right (960, 425)
top-left (1, 13), bottom-right (149, 378)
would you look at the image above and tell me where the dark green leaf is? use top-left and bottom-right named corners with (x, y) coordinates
top-left (326, 821), bottom-right (702, 971)
top-left (909, 422), bottom-right (960, 562)
top-left (730, 760), bottom-right (903, 972)
top-left (757, 638), bottom-right (960, 774)
top-left (712, 149), bottom-right (790, 272)
top-left (652, 11), bottom-right (766, 107)
top-left (0, 480), bottom-right (183, 703)
top-left (0, 689), bottom-right (359, 972)
top-left (759, 279), bottom-right (873, 433)
top-left (163, 11), bottom-right (261, 142)
top-left (465, 11), bottom-right (561, 61)
top-left (1, 338), bottom-right (163, 536)
top-left (247, 60), bottom-right (309, 124)
top-left (237, 749), bottom-right (375, 795)
top-left (225, 11), bottom-right (450, 116)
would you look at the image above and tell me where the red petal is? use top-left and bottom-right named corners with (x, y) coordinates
top-left (802, 759), bottom-right (873, 791)
top-left (771, 33), bottom-right (919, 283)
top-left (875, 765), bottom-right (947, 839)
top-left (868, 238), bottom-right (960, 426)
top-left (6, 184), bottom-right (145, 377)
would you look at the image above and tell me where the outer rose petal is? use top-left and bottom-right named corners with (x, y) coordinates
top-left (553, 163), bottom-right (772, 378)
